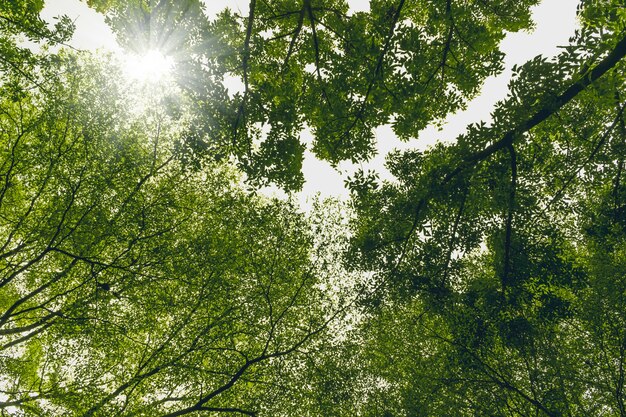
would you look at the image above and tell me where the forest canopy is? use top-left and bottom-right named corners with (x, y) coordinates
top-left (1, 0), bottom-right (626, 416)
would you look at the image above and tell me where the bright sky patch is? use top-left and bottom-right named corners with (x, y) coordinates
top-left (123, 50), bottom-right (174, 83)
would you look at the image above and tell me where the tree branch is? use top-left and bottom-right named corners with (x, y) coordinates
top-left (306, 0), bottom-right (332, 108)
top-left (394, 32), bottom-right (626, 267)
top-left (537, 101), bottom-right (626, 220)
top-left (332, 0), bottom-right (406, 155)
top-left (282, 7), bottom-right (305, 72)
top-left (233, 0), bottom-right (257, 150)
top-left (502, 144), bottom-right (516, 290)
top-left (197, 407), bottom-right (257, 416)
top-left (441, 186), bottom-right (468, 285)
top-left (462, 33), bottom-right (626, 168)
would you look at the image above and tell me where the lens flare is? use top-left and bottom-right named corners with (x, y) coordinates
top-left (123, 50), bottom-right (174, 82)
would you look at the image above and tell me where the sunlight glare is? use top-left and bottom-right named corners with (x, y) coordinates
top-left (123, 50), bottom-right (174, 82)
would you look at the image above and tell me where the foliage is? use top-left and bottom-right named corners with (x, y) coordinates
top-left (0, 43), bottom-right (346, 415)
top-left (97, 0), bottom-right (542, 191)
top-left (2, 0), bottom-right (626, 416)
top-left (339, 1), bottom-right (626, 416)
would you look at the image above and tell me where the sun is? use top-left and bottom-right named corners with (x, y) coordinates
top-left (122, 50), bottom-right (174, 82)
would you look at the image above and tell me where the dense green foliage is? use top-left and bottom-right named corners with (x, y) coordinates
top-left (1, 0), bottom-right (626, 416)
top-left (0, 13), bottom-right (345, 415)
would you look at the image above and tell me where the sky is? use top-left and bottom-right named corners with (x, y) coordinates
top-left (40, 0), bottom-right (580, 210)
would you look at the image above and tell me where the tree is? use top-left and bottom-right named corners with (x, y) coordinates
top-left (0, 41), bottom-right (347, 416)
top-left (3, 0), bottom-right (626, 416)
top-left (338, 2), bottom-right (626, 416)
top-left (95, 0), bottom-right (543, 190)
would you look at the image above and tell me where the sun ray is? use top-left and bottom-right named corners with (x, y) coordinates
top-left (123, 50), bottom-right (174, 82)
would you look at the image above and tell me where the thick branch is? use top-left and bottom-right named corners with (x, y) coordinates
top-left (332, 0), bottom-right (406, 154)
top-left (0, 258), bottom-right (78, 328)
top-left (161, 308), bottom-right (344, 417)
top-left (281, 8), bottom-right (305, 72)
top-left (233, 0), bottom-right (257, 148)
top-left (424, 0), bottom-right (454, 86)
top-left (242, 0), bottom-right (256, 92)
top-left (502, 144), bottom-right (516, 289)
top-left (441, 187), bottom-right (468, 285)
top-left (396, 33), bottom-right (626, 266)
top-left (462, 33), bottom-right (626, 168)
top-left (306, 0), bottom-right (332, 108)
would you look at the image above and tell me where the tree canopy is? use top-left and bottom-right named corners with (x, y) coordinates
top-left (2, 0), bottom-right (626, 416)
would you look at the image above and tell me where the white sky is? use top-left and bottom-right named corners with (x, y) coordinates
top-left (40, 0), bottom-right (580, 210)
